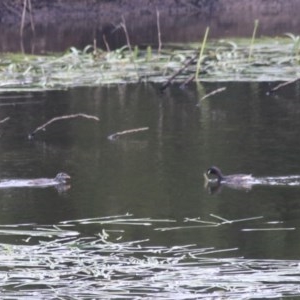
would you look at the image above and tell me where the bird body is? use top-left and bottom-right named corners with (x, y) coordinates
top-left (206, 166), bottom-right (253, 184)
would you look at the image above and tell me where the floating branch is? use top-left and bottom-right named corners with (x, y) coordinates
top-left (242, 227), bottom-right (295, 231)
top-left (29, 113), bottom-right (99, 139)
top-left (0, 117), bottom-right (10, 124)
top-left (179, 74), bottom-right (195, 89)
top-left (108, 127), bottom-right (149, 141)
top-left (199, 87), bottom-right (227, 102)
top-left (267, 77), bottom-right (300, 94)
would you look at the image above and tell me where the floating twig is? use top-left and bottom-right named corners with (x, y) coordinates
top-left (242, 227), bottom-right (295, 231)
top-left (210, 214), bottom-right (232, 224)
top-left (108, 127), bottom-right (149, 141)
top-left (29, 113), bottom-right (99, 139)
top-left (0, 117), bottom-right (10, 124)
top-left (267, 77), bottom-right (300, 94)
top-left (199, 87), bottom-right (227, 102)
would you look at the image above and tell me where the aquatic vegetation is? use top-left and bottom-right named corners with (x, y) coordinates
top-left (0, 215), bottom-right (299, 299)
top-left (0, 36), bottom-right (300, 92)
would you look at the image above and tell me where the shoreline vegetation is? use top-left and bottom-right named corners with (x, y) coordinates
top-left (0, 34), bottom-right (300, 92)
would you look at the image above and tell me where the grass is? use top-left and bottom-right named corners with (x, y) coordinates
top-left (1, 35), bottom-right (300, 92)
top-left (0, 214), bottom-right (299, 299)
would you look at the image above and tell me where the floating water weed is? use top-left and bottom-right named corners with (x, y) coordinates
top-left (0, 216), bottom-right (298, 299)
top-left (1, 36), bottom-right (300, 92)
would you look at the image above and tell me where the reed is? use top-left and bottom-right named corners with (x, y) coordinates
top-left (248, 19), bottom-right (259, 62)
top-left (156, 8), bottom-right (162, 54)
top-left (195, 27), bottom-right (209, 80)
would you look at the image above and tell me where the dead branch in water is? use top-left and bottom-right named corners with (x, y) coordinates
top-left (29, 113), bottom-right (99, 139)
top-left (0, 117), bottom-right (10, 124)
top-left (108, 127), bottom-right (149, 141)
top-left (267, 77), bottom-right (300, 94)
top-left (199, 87), bottom-right (227, 102)
top-left (160, 53), bottom-right (198, 92)
top-left (180, 74), bottom-right (195, 89)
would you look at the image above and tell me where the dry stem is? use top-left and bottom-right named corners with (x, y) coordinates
top-left (102, 34), bottom-right (111, 52)
top-left (200, 87), bottom-right (227, 101)
top-left (268, 77), bottom-right (300, 93)
top-left (156, 9), bottom-right (162, 54)
top-left (160, 54), bottom-right (198, 92)
top-left (20, 0), bottom-right (35, 38)
top-left (121, 16), bottom-right (132, 53)
top-left (29, 113), bottom-right (99, 139)
top-left (0, 117), bottom-right (10, 124)
top-left (108, 127), bottom-right (149, 140)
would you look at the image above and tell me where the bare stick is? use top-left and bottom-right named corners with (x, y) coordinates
top-left (108, 127), bottom-right (149, 141)
top-left (29, 113), bottom-right (99, 139)
top-left (102, 34), bottom-right (110, 52)
top-left (156, 8), bottom-right (162, 54)
top-left (268, 77), bottom-right (300, 94)
top-left (180, 74), bottom-right (195, 89)
top-left (121, 16), bottom-right (132, 53)
top-left (0, 117), bottom-right (10, 124)
top-left (248, 19), bottom-right (259, 63)
top-left (160, 53), bottom-right (198, 92)
top-left (119, 16), bottom-right (140, 81)
top-left (28, 0), bottom-right (35, 34)
top-left (20, 0), bottom-right (27, 38)
top-left (210, 214), bottom-right (232, 224)
top-left (93, 38), bottom-right (97, 56)
top-left (200, 87), bottom-right (227, 101)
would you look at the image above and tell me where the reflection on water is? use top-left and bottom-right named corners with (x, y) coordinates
top-left (1, 82), bottom-right (300, 261)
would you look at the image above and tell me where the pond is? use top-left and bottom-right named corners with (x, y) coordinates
top-left (0, 81), bottom-right (300, 298)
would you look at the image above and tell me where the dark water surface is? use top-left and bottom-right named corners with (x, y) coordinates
top-left (0, 82), bottom-right (300, 259)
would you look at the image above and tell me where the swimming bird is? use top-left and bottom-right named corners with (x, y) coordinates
top-left (53, 173), bottom-right (71, 184)
top-left (206, 166), bottom-right (253, 184)
top-left (0, 172), bottom-right (71, 189)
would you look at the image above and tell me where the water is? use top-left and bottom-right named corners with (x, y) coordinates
top-left (0, 82), bottom-right (300, 261)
